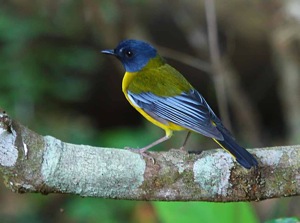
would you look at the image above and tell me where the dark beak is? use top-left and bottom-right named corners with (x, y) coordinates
top-left (101, 49), bottom-right (115, 55)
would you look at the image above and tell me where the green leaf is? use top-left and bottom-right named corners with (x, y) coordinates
top-left (154, 202), bottom-right (258, 223)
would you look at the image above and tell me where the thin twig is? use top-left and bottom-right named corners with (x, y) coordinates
top-left (204, 0), bottom-right (231, 130)
top-left (158, 46), bottom-right (212, 74)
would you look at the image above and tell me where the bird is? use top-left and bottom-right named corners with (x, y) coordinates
top-left (101, 39), bottom-right (258, 169)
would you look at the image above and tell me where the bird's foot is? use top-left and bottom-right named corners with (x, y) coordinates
top-left (179, 146), bottom-right (186, 151)
top-left (125, 147), bottom-right (155, 164)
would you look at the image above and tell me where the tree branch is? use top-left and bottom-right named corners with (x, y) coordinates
top-left (0, 109), bottom-right (299, 201)
top-left (204, 0), bottom-right (231, 130)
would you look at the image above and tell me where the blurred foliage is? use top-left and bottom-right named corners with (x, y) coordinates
top-left (265, 217), bottom-right (300, 223)
top-left (0, 2), bottom-right (101, 130)
top-left (154, 202), bottom-right (258, 223)
top-left (0, 0), bottom-right (300, 222)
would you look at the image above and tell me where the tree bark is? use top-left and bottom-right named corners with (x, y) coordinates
top-left (0, 109), bottom-right (299, 201)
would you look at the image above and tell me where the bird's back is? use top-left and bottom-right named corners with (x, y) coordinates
top-left (125, 56), bottom-right (193, 97)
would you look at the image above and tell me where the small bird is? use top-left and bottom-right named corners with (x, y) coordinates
top-left (102, 39), bottom-right (258, 169)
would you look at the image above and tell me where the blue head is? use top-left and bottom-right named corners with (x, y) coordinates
top-left (101, 39), bottom-right (157, 72)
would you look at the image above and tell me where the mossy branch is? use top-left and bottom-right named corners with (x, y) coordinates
top-left (0, 109), bottom-right (299, 201)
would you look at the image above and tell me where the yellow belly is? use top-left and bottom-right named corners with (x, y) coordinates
top-left (122, 72), bottom-right (186, 136)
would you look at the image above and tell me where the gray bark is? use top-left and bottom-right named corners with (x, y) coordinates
top-left (0, 110), bottom-right (299, 201)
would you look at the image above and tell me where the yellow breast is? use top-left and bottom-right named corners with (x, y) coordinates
top-left (122, 72), bottom-right (186, 136)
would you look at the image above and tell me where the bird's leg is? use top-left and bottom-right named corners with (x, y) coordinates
top-left (126, 130), bottom-right (173, 160)
top-left (180, 131), bottom-right (191, 150)
top-left (141, 135), bottom-right (171, 153)
top-left (126, 135), bottom-right (170, 155)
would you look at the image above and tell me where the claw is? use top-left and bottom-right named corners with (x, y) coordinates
top-left (125, 147), bottom-right (156, 164)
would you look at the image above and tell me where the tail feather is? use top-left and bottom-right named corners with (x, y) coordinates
top-left (214, 129), bottom-right (258, 169)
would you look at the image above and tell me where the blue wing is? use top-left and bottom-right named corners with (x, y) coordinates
top-left (127, 89), bottom-right (224, 140)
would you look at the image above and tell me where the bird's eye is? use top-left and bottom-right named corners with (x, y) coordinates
top-left (125, 50), bottom-right (133, 58)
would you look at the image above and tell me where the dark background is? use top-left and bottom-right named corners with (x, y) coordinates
top-left (0, 0), bottom-right (300, 222)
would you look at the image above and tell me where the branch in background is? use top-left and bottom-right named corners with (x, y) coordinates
top-left (167, 2), bottom-right (263, 144)
top-left (0, 109), bottom-right (299, 201)
top-left (158, 46), bottom-right (212, 74)
top-left (204, 0), bottom-right (231, 130)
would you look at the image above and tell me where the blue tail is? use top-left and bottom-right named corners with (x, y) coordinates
top-left (214, 128), bottom-right (258, 169)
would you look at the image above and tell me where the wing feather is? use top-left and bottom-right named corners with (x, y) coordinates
top-left (127, 89), bottom-right (224, 140)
